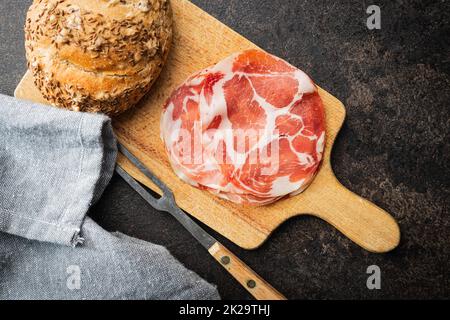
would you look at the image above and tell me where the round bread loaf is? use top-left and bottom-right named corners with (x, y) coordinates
top-left (25, 0), bottom-right (172, 116)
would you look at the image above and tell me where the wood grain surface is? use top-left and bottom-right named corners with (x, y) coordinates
top-left (15, 0), bottom-right (400, 252)
top-left (208, 242), bottom-right (286, 300)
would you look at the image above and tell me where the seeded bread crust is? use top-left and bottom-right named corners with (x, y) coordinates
top-left (25, 0), bottom-right (173, 116)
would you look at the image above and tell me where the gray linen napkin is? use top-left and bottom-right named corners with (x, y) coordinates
top-left (0, 94), bottom-right (220, 300)
top-left (0, 94), bottom-right (116, 247)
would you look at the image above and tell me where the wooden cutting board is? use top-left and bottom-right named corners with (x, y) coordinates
top-left (15, 0), bottom-right (400, 252)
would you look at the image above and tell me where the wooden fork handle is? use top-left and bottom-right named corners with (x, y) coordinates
top-left (208, 242), bottom-right (287, 300)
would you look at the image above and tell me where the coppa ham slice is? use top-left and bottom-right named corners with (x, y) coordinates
top-left (161, 50), bottom-right (326, 205)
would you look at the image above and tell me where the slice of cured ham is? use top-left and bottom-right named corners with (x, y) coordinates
top-left (161, 49), bottom-right (326, 205)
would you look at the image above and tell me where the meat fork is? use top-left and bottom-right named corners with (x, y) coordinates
top-left (116, 143), bottom-right (286, 300)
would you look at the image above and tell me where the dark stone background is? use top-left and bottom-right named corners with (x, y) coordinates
top-left (0, 0), bottom-right (448, 299)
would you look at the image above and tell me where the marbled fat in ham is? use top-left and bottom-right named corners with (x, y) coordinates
top-left (161, 50), bottom-right (326, 205)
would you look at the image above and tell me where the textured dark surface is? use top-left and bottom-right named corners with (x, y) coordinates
top-left (1, 0), bottom-right (449, 299)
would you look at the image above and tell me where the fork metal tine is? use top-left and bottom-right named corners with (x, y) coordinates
top-left (117, 143), bottom-right (173, 197)
top-left (115, 165), bottom-right (166, 210)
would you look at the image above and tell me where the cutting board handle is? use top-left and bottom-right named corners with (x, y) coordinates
top-left (309, 167), bottom-right (401, 253)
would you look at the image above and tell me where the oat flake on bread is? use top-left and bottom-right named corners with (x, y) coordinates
top-left (25, 0), bottom-right (173, 116)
